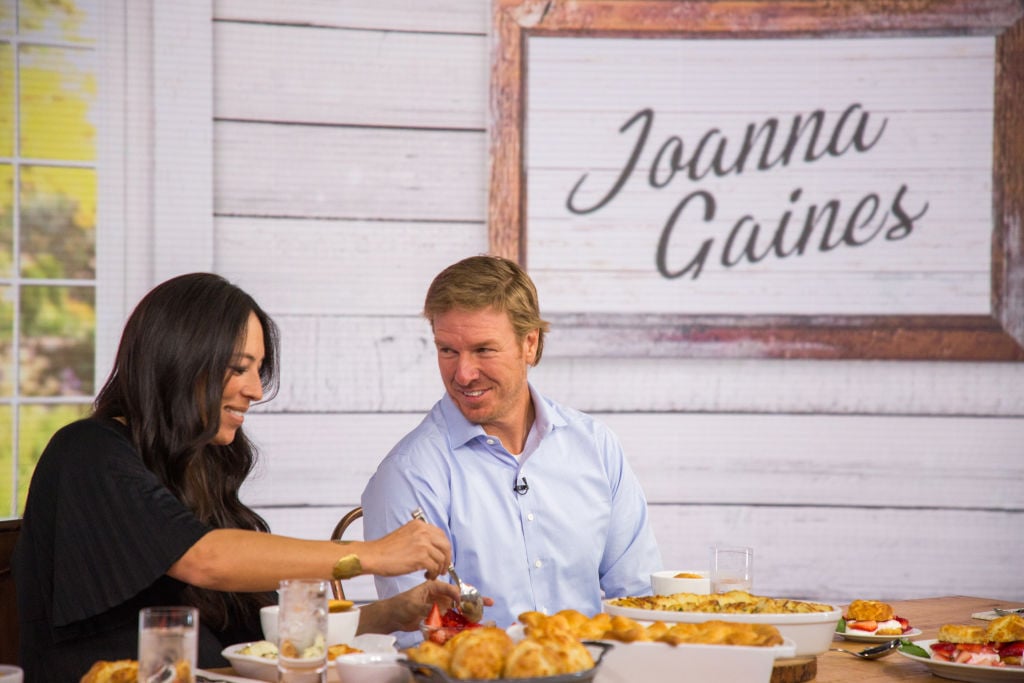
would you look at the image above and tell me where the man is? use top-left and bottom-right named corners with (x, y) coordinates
top-left (361, 255), bottom-right (661, 636)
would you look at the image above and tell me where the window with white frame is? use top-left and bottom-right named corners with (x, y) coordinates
top-left (0, 0), bottom-right (100, 516)
top-left (1, 0), bottom-right (213, 517)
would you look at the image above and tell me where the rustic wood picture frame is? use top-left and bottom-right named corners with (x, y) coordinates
top-left (489, 0), bottom-right (1024, 360)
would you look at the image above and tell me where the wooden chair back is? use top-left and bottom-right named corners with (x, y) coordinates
top-left (0, 518), bottom-right (21, 664)
top-left (328, 506), bottom-right (363, 600)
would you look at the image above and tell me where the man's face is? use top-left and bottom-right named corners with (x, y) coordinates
top-left (433, 306), bottom-right (538, 435)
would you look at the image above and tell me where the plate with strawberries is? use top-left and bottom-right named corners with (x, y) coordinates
top-left (836, 599), bottom-right (920, 642)
top-left (838, 626), bottom-right (922, 643)
top-left (897, 640), bottom-right (1024, 682)
top-left (895, 614), bottom-right (1024, 681)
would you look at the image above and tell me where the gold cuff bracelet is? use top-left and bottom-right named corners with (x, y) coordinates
top-left (332, 553), bottom-right (362, 581)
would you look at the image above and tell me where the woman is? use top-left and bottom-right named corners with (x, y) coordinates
top-left (12, 273), bottom-right (459, 679)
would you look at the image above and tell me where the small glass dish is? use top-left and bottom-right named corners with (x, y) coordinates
top-left (419, 619), bottom-right (470, 646)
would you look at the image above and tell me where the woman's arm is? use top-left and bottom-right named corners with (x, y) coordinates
top-left (168, 519), bottom-right (451, 591)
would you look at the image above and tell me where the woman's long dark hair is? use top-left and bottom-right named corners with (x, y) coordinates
top-left (93, 272), bottom-right (280, 632)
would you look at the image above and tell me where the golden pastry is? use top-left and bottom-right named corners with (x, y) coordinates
top-left (79, 660), bottom-right (138, 683)
top-left (937, 623), bottom-right (987, 644)
top-left (447, 627), bottom-right (514, 680)
top-left (986, 614), bottom-right (1024, 644)
top-left (846, 599), bottom-right (894, 622)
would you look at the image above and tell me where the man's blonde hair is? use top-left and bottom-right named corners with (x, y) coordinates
top-left (423, 255), bottom-right (550, 364)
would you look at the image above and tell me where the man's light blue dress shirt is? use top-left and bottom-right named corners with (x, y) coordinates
top-left (361, 384), bottom-right (662, 643)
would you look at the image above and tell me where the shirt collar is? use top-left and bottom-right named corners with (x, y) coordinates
top-left (440, 382), bottom-right (565, 451)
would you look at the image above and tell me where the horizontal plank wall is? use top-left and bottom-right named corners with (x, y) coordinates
top-left (212, 0), bottom-right (1024, 606)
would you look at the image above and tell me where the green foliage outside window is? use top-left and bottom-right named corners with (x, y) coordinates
top-left (0, 0), bottom-right (98, 516)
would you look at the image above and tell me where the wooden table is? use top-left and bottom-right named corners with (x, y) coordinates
top-left (815, 595), bottom-right (1024, 682)
top-left (212, 595), bottom-right (1024, 681)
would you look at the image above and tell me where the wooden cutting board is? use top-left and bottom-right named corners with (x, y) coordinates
top-left (771, 656), bottom-right (817, 683)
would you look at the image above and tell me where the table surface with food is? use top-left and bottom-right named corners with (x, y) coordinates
top-left (201, 594), bottom-right (1023, 683)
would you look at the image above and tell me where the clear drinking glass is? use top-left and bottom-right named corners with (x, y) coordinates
top-left (710, 545), bottom-right (754, 593)
top-left (137, 606), bottom-right (198, 683)
top-left (276, 579), bottom-right (329, 683)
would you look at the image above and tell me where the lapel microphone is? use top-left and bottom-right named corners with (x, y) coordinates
top-left (513, 476), bottom-right (529, 495)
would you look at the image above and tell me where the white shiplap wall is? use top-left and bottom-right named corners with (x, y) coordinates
top-left (211, 0), bottom-right (1024, 605)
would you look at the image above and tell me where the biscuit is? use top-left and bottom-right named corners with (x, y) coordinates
top-left (986, 614), bottom-right (1024, 644)
top-left (846, 599), bottom-right (894, 622)
top-left (79, 660), bottom-right (138, 683)
top-left (937, 624), bottom-right (987, 644)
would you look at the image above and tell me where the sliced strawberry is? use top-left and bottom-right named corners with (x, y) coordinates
top-left (848, 620), bottom-right (878, 632)
top-left (958, 643), bottom-right (990, 654)
top-left (930, 641), bottom-right (956, 660)
top-left (440, 608), bottom-right (467, 627)
top-left (425, 603), bottom-right (442, 629)
top-left (894, 616), bottom-right (911, 632)
top-left (998, 641), bottom-right (1024, 658)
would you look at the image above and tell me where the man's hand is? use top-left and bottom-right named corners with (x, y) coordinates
top-left (357, 580), bottom-right (496, 635)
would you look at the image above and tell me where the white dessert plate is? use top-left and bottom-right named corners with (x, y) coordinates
top-left (896, 639), bottom-right (1024, 682)
top-left (837, 627), bottom-right (922, 642)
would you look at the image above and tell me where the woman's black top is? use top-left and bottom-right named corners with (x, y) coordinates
top-left (12, 417), bottom-right (265, 680)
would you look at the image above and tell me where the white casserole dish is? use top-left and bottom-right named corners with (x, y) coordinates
top-left (595, 637), bottom-right (796, 683)
top-left (603, 599), bottom-right (841, 657)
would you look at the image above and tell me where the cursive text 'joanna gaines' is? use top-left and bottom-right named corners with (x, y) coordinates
top-left (564, 105), bottom-right (929, 279)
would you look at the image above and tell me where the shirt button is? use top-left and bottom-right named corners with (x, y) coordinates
top-left (527, 513), bottom-right (535, 521)
top-left (534, 559), bottom-right (543, 568)
top-left (486, 438), bottom-right (495, 445)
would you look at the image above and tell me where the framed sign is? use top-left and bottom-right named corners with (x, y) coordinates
top-left (489, 0), bottom-right (1024, 359)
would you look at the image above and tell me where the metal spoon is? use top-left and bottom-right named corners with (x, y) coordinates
top-left (829, 639), bottom-right (902, 660)
top-left (410, 508), bottom-right (485, 623)
top-left (446, 563), bottom-right (484, 623)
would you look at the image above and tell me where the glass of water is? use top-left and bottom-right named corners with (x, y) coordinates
top-left (710, 545), bottom-right (754, 594)
top-left (276, 579), bottom-right (329, 682)
top-left (138, 606), bottom-right (198, 683)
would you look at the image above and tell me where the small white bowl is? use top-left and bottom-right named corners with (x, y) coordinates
top-left (0, 665), bottom-right (23, 683)
top-left (261, 604), bottom-right (360, 646)
top-left (651, 570), bottom-right (711, 595)
top-left (221, 642), bottom-right (281, 682)
top-left (334, 652), bottom-right (410, 683)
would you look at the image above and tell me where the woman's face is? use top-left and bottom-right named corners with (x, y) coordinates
top-left (211, 312), bottom-right (265, 445)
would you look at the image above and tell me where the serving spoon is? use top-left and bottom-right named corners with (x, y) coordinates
top-left (410, 508), bottom-right (485, 623)
top-left (829, 639), bottom-right (902, 660)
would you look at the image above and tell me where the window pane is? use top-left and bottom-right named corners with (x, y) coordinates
top-left (0, 285), bottom-right (11, 395)
top-left (17, 403), bottom-right (90, 513)
top-left (0, 1), bottom-right (12, 36)
top-left (20, 165), bottom-right (95, 278)
top-left (18, 0), bottom-right (97, 44)
top-left (0, 164), bottom-right (10, 277)
top-left (0, 43), bottom-right (11, 156)
top-left (19, 284), bottom-right (94, 396)
top-left (0, 405), bottom-right (11, 515)
top-left (20, 44), bottom-right (96, 161)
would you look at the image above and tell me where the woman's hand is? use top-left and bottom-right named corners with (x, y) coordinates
top-left (357, 519), bottom-right (452, 579)
top-left (357, 580), bottom-right (471, 634)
